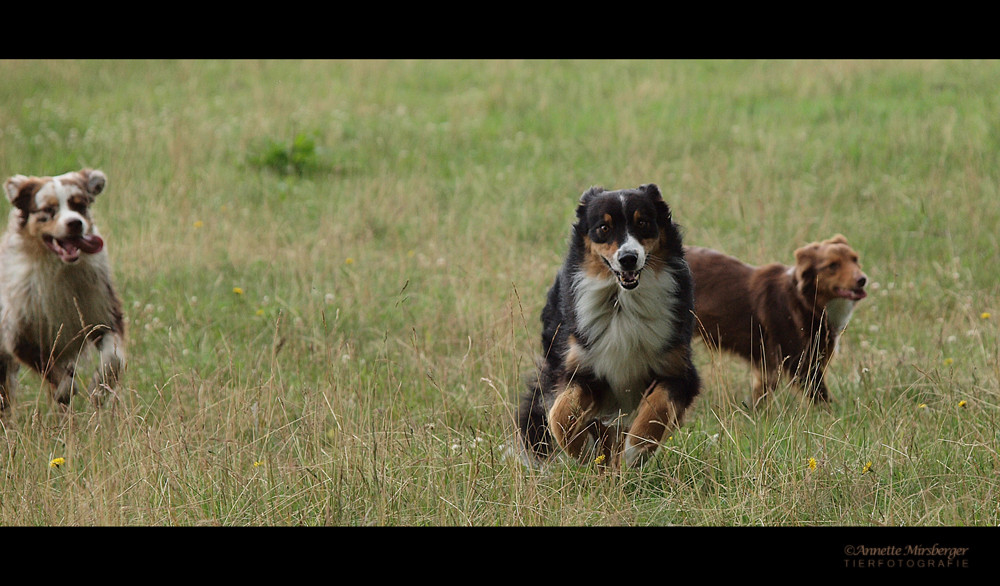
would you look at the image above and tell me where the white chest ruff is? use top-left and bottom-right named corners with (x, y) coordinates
top-left (824, 298), bottom-right (855, 353)
top-left (571, 268), bottom-right (680, 413)
top-left (0, 245), bottom-right (115, 355)
top-left (825, 298), bottom-right (855, 335)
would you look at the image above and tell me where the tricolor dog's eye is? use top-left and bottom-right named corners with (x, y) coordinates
top-left (632, 213), bottom-right (657, 238)
top-left (594, 223), bottom-right (610, 241)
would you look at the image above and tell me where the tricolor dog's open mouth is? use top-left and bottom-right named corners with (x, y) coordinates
top-left (43, 234), bottom-right (104, 263)
top-left (602, 258), bottom-right (642, 290)
top-left (616, 269), bottom-right (641, 290)
top-left (834, 286), bottom-right (867, 301)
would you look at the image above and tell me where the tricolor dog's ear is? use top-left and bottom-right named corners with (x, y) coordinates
top-left (641, 183), bottom-right (673, 226)
top-left (80, 169), bottom-right (107, 197)
top-left (578, 185), bottom-right (604, 205)
top-left (639, 183), bottom-right (662, 199)
top-left (575, 186), bottom-right (604, 231)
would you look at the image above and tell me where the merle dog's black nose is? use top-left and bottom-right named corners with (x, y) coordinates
top-left (619, 251), bottom-right (638, 271)
top-left (65, 219), bottom-right (83, 235)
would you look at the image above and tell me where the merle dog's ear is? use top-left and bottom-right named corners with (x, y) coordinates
top-left (80, 169), bottom-right (106, 197)
top-left (5, 175), bottom-right (28, 203)
top-left (4, 174), bottom-right (41, 210)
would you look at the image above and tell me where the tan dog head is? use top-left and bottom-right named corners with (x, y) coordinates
top-left (793, 234), bottom-right (868, 307)
top-left (4, 168), bottom-right (107, 264)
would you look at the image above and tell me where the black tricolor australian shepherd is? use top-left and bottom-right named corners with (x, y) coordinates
top-left (517, 184), bottom-right (700, 468)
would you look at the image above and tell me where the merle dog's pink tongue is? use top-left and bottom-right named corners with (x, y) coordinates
top-left (71, 234), bottom-right (104, 254)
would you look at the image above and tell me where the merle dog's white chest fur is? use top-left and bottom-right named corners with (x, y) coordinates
top-left (0, 229), bottom-right (115, 354)
top-left (571, 267), bottom-right (680, 415)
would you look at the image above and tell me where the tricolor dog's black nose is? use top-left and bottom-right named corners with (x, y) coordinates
top-left (619, 251), bottom-right (638, 271)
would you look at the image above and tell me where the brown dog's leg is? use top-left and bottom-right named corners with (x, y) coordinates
top-left (623, 382), bottom-right (685, 467)
top-left (797, 363), bottom-right (831, 403)
top-left (749, 363), bottom-right (780, 409)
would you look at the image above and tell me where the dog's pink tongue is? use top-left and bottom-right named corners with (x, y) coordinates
top-left (71, 235), bottom-right (104, 254)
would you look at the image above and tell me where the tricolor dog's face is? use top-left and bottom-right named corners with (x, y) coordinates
top-left (576, 184), bottom-right (675, 290)
top-left (4, 169), bottom-right (106, 264)
top-left (794, 234), bottom-right (868, 305)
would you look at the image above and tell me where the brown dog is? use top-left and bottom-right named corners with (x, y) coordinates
top-left (685, 234), bottom-right (866, 407)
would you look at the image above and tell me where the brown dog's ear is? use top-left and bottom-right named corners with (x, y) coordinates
top-left (826, 234), bottom-right (848, 245)
top-left (80, 169), bottom-right (107, 197)
top-left (793, 243), bottom-right (820, 292)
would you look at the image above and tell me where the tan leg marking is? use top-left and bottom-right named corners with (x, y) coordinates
top-left (623, 382), bottom-right (684, 467)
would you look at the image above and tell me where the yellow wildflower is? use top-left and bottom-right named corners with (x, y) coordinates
top-left (233, 287), bottom-right (244, 295)
top-left (594, 454), bottom-right (606, 465)
top-left (981, 312), bottom-right (991, 320)
top-left (345, 257), bottom-right (355, 265)
top-left (49, 457), bottom-right (65, 468)
top-left (255, 309), bottom-right (265, 316)
top-left (862, 461), bottom-right (873, 475)
top-left (808, 457), bottom-right (817, 471)
top-left (193, 220), bottom-right (204, 228)
top-left (958, 400), bottom-right (967, 408)
top-left (253, 460), bottom-right (264, 468)
top-left (943, 358), bottom-right (953, 366)
top-left (918, 403), bottom-right (927, 409)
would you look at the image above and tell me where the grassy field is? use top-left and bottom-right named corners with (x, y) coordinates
top-left (0, 59), bottom-right (997, 528)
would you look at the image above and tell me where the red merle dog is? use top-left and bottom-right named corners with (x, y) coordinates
top-left (0, 169), bottom-right (125, 413)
